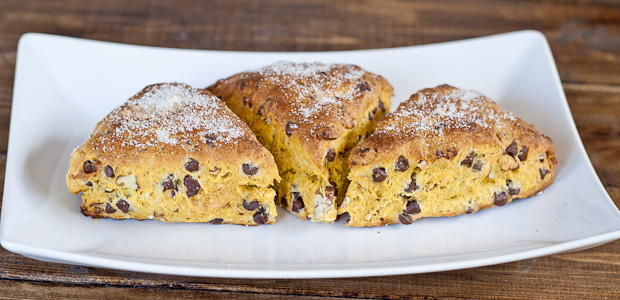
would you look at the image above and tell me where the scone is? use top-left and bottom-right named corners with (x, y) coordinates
top-left (66, 83), bottom-right (280, 225)
top-left (209, 61), bottom-right (393, 222)
top-left (340, 84), bottom-right (557, 227)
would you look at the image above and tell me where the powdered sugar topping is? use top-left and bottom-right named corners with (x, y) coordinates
top-left (248, 61), bottom-right (368, 123)
top-left (297, 95), bottom-right (340, 118)
top-left (379, 86), bottom-right (516, 138)
top-left (100, 83), bottom-right (244, 150)
top-left (257, 61), bottom-right (333, 77)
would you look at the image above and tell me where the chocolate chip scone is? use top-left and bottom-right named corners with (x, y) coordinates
top-left (209, 61), bottom-right (393, 222)
top-left (340, 84), bottom-right (557, 227)
top-left (66, 83), bottom-right (280, 225)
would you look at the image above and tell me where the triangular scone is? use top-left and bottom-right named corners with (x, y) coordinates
top-left (340, 84), bottom-right (557, 227)
top-left (67, 83), bottom-right (280, 225)
top-left (209, 62), bottom-right (393, 222)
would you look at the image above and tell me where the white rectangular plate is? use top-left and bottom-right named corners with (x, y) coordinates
top-left (2, 31), bottom-right (620, 278)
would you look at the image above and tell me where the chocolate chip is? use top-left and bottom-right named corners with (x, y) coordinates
top-left (368, 112), bottom-right (373, 120)
top-left (472, 161), bottom-right (483, 171)
top-left (398, 213), bottom-right (413, 225)
top-left (319, 127), bottom-right (339, 140)
top-left (116, 199), bottom-right (130, 213)
top-left (446, 149), bottom-right (458, 159)
top-left (395, 155), bottom-right (409, 172)
top-left (185, 158), bottom-right (200, 172)
top-left (243, 199), bottom-right (260, 211)
top-left (378, 100), bottom-right (386, 112)
top-left (506, 141), bottom-right (518, 157)
top-left (104, 165), bottom-right (114, 177)
top-left (83, 160), bottom-right (97, 173)
top-left (242, 96), bottom-right (249, 106)
top-left (357, 81), bottom-right (371, 92)
top-left (518, 146), bottom-right (529, 161)
top-left (435, 149), bottom-right (458, 159)
top-left (508, 187), bottom-right (520, 195)
top-left (372, 167), bottom-right (387, 182)
top-left (325, 184), bottom-right (338, 199)
top-left (540, 167), bottom-right (549, 179)
top-left (257, 98), bottom-right (271, 116)
top-left (493, 192), bottom-right (508, 206)
top-left (209, 218), bottom-right (224, 224)
top-left (239, 80), bottom-right (246, 91)
top-left (79, 206), bottom-right (89, 216)
top-left (291, 192), bottom-right (304, 213)
top-left (204, 134), bottom-right (217, 146)
top-left (405, 179), bottom-right (418, 192)
top-left (253, 208), bottom-right (269, 224)
top-left (105, 203), bottom-right (116, 213)
top-left (285, 121), bottom-right (296, 136)
top-left (184, 175), bottom-right (201, 197)
top-left (404, 200), bottom-right (421, 214)
top-left (506, 180), bottom-right (520, 195)
top-left (330, 182), bottom-right (339, 197)
top-left (465, 207), bottom-right (474, 214)
top-left (85, 181), bottom-right (93, 186)
top-left (242, 163), bottom-right (258, 176)
top-left (162, 174), bottom-right (178, 192)
top-left (461, 151), bottom-right (475, 167)
top-left (372, 107), bottom-right (377, 114)
top-left (326, 149), bottom-right (336, 162)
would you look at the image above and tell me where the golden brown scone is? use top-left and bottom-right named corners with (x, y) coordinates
top-left (209, 61), bottom-right (393, 222)
top-left (66, 83), bottom-right (280, 225)
top-left (340, 84), bottom-right (557, 227)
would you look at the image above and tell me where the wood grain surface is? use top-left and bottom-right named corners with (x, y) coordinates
top-left (0, 0), bottom-right (619, 299)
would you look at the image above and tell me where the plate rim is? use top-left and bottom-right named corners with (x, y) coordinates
top-left (2, 29), bottom-right (620, 278)
top-left (3, 230), bottom-right (620, 278)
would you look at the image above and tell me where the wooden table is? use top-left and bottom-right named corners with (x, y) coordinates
top-left (1, 1), bottom-right (619, 299)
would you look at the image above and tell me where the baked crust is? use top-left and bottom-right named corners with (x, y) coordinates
top-left (341, 84), bottom-right (557, 226)
top-left (209, 62), bottom-right (394, 222)
top-left (66, 83), bottom-right (280, 225)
